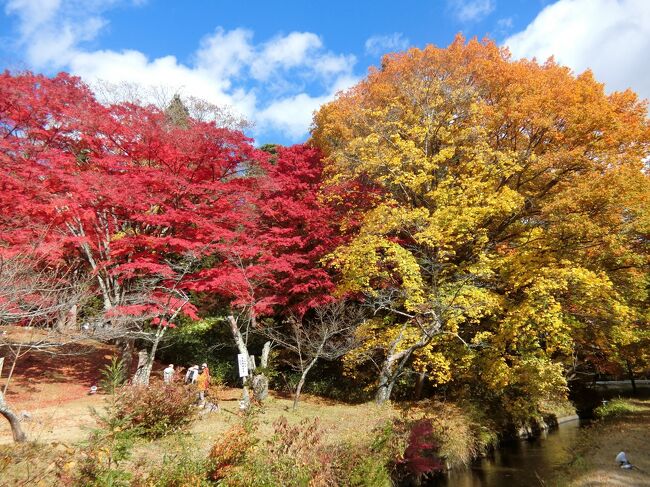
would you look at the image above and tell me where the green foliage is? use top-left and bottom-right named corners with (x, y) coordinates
top-left (113, 384), bottom-right (197, 439)
top-left (594, 397), bottom-right (643, 420)
top-left (99, 356), bottom-right (126, 395)
top-left (210, 360), bottom-right (235, 385)
top-left (346, 455), bottom-right (392, 487)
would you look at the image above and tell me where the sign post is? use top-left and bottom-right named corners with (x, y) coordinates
top-left (237, 353), bottom-right (249, 378)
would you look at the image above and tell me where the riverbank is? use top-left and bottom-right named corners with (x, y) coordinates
top-left (552, 398), bottom-right (650, 486)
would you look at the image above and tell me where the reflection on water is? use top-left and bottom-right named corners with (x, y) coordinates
top-left (429, 419), bottom-right (582, 487)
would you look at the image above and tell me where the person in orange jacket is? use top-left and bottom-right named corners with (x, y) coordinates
top-left (201, 362), bottom-right (211, 385)
top-left (196, 365), bottom-right (209, 403)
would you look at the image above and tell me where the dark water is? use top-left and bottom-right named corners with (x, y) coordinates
top-left (430, 419), bottom-right (583, 487)
top-left (426, 385), bottom-right (649, 486)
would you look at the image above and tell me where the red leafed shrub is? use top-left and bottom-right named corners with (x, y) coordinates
top-left (114, 384), bottom-right (196, 439)
top-left (207, 421), bottom-right (257, 481)
top-left (402, 420), bottom-right (443, 477)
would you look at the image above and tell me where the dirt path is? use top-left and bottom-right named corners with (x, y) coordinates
top-left (0, 394), bottom-right (104, 445)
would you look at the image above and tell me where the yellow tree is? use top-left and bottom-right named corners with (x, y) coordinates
top-left (312, 36), bottom-right (650, 408)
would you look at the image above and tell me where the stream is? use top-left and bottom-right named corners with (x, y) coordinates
top-left (430, 384), bottom-right (650, 486)
top-left (430, 418), bottom-right (583, 486)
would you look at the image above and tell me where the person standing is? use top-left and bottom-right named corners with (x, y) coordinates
top-left (196, 366), bottom-right (209, 403)
top-left (201, 362), bottom-right (211, 386)
top-left (185, 365), bottom-right (199, 384)
top-left (163, 364), bottom-right (174, 384)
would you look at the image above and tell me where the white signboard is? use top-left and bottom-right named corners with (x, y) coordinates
top-left (237, 353), bottom-right (249, 378)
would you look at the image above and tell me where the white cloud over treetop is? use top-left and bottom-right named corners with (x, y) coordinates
top-left (365, 33), bottom-right (410, 56)
top-left (505, 0), bottom-right (650, 100)
top-left (5, 0), bottom-right (649, 141)
top-left (3, 0), bottom-right (357, 141)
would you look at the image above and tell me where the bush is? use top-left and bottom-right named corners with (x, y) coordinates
top-left (152, 439), bottom-right (212, 487)
top-left (207, 419), bottom-right (258, 481)
top-left (333, 422), bottom-right (399, 487)
top-left (217, 416), bottom-right (409, 486)
top-left (594, 397), bottom-right (641, 420)
top-left (99, 356), bottom-right (126, 394)
top-left (58, 397), bottom-right (140, 486)
top-left (213, 416), bottom-right (337, 486)
top-left (114, 384), bottom-right (197, 439)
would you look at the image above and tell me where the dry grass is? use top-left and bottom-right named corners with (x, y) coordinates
top-left (553, 398), bottom-right (650, 487)
top-left (134, 391), bottom-right (396, 459)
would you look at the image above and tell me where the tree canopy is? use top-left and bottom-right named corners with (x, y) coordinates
top-left (312, 36), bottom-right (650, 410)
top-left (0, 36), bottom-right (648, 421)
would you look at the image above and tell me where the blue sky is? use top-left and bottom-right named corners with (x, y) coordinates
top-left (1, 0), bottom-right (648, 145)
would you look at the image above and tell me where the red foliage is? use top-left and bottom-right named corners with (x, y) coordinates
top-left (0, 71), bottom-right (266, 322)
top-left (253, 145), bottom-right (345, 315)
top-left (402, 420), bottom-right (443, 477)
top-left (0, 71), bottom-right (366, 327)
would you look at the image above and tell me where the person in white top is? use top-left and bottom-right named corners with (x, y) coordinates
top-left (163, 364), bottom-right (174, 384)
top-left (185, 365), bottom-right (199, 384)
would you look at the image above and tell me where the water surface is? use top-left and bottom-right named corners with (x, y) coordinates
top-left (430, 419), bottom-right (582, 487)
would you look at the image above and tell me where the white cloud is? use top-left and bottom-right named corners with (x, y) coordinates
top-left (364, 33), bottom-right (410, 56)
top-left (258, 93), bottom-right (329, 139)
top-left (195, 28), bottom-right (255, 80)
top-left (505, 0), bottom-right (650, 100)
top-left (257, 73), bottom-right (359, 137)
top-left (3, 0), bottom-right (357, 142)
top-left (4, 0), bottom-right (136, 68)
top-left (447, 0), bottom-right (495, 23)
top-left (251, 32), bottom-right (322, 80)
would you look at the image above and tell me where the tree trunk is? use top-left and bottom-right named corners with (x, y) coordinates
top-left (375, 348), bottom-right (416, 404)
top-left (132, 349), bottom-right (149, 385)
top-left (136, 327), bottom-right (166, 386)
top-left (414, 371), bottom-right (426, 401)
top-left (293, 356), bottom-right (318, 410)
top-left (120, 338), bottom-right (136, 375)
top-left (0, 390), bottom-right (26, 442)
top-left (251, 341), bottom-right (271, 401)
top-left (375, 362), bottom-right (395, 404)
top-left (56, 304), bottom-right (78, 331)
top-left (228, 315), bottom-right (252, 409)
top-left (3, 343), bottom-right (22, 395)
top-left (626, 360), bottom-right (637, 395)
top-left (374, 320), bottom-right (440, 404)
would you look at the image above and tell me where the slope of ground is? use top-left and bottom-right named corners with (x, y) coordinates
top-left (554, 398), bottom-right (650, 487)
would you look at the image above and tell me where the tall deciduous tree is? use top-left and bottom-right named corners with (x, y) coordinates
top-left (0, 72), bottom-right (266, 369)
top-left (312, 37), bottom-right (650, 409)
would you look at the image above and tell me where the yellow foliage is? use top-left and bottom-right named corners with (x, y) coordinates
top-left (314, 35), bottom-right (650, 406)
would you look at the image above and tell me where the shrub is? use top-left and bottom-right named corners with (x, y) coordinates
top-left (58, 398), bottom-right (139, 486)
top-left (152, 439), bottom-right (212, 487)
top-left (114, 384), bottom-right (196, 439)
top-left (207, 419), bottom-right (258, 481)
top-left (99, 356), bottom-right (126, 394)
top-left (263, 417), bottom-right (335, 486)
top-left (214, 417), bottom-right (337, 486)
top-left (346, 455), bottom-right (392, 487)
top-left (401, 420), bottom-right (443, 478)
top-left (594, 397), bottom-right (641, 420)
